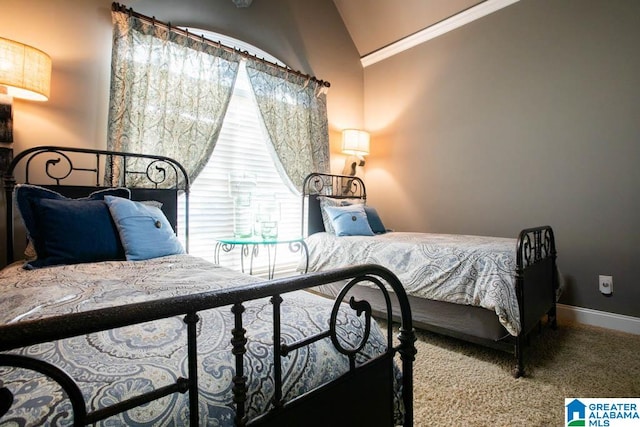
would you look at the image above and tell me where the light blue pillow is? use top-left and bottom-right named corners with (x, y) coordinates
top-left (318, 196), bottom-right (364, 234)
top-left (323, 204), bottom-right (374, 237)
top-left (104, 196), bottom-right (185, 261)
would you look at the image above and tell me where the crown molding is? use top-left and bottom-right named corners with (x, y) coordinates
top-left (361, 0), bottom-right (520, 68)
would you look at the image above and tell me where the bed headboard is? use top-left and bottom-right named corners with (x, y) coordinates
top-left (3, 146), bottom-right (190, 264)
top-left (301, 173), bottom-right (366, 236)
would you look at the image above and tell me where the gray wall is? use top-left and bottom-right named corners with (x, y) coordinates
top-left (364, 0), bottom-right (640, 317)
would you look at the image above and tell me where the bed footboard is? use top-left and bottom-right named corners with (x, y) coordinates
top-left (0, 265), bottom-right (415, 426)
top-left (514, 225), bottom-right (557, 377)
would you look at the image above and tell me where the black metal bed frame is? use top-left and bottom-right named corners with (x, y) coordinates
top-left (301, 172), bottom-right (558, 377)
top-left (0, 147), bottom-right (416, 426)
top-left (3, 145), bottom-right (191, 263)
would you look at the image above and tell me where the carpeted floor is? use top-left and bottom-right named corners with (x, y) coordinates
top-left (409, 321), bottom-right (640, 426)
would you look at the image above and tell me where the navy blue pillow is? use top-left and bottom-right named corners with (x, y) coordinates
top-left (29, 198), bottom-right (125, 268)
top-left (14, 184), bottom-right (131, 268)
top-left (364, 205), bottom-right (387, 234)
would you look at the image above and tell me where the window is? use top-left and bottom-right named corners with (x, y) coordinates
top-left (178, 32), bottom-right (302, 276)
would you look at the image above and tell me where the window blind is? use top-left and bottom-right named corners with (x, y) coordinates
top-left (178, 55), bottom-right (303, 277)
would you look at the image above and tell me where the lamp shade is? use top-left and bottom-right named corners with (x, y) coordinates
top-left (0, 37), bottom-right (51, 101)
top-left (341, 129), bottom-right (370, 156)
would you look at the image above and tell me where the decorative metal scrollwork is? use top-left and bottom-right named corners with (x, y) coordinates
top-left (339, 176), bottom-right (364, 197)
top-left (302, 172), bottom-right (366, 199)
top-left (330, 296), bottom-right (372, 356)
top-left (328, 275), bottom-right (390, 358)
top-left (11, 146), bottom-right (186, 190)
top-left (0, 354), bottom-right (88, 423)
top-left (144, 160), bottom-right (170, 186)
top-left (288, 241), bottom-right (309, 273)
top-left (517, 226), bottom-right (556, 269)
top-left (45, 156), bottom-right (73, 183)
top-left (308, 175), bottom-right (330, 195)
top-left (122, 158), bottom-right (178, 188)
top-left (24, 150), bottom-right (76, 185)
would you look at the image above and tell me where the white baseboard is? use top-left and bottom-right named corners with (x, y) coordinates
top-left (556, 304), bottom-right (640, 335)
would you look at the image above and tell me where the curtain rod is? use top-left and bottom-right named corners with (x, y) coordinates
top-left (111, 2), bottom-right (330, 88)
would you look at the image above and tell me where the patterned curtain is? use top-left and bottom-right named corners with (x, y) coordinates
top-left (107, 10), bottom-right (241, 186)
top-left (245, 60), bottom-right (330, 191)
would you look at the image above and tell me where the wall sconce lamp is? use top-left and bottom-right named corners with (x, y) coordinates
top-left (341, 129), bottom-right (370, 176)
top-left (0, 37), bottom-right (52, 143)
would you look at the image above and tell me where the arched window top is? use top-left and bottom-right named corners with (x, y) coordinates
top-left (182, 28), bottom-right (286, 67)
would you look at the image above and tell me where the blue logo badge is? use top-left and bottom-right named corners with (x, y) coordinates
top-left (565, 398), bottom-right (640, 427)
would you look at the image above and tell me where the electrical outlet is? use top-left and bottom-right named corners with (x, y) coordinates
top-left (599, 275), bottom-right (613, 295)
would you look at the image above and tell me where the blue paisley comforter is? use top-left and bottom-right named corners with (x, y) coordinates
top-left (0, 254), bottom-right (391, 426)
top-left (303, 232), bottom-right (521, 335)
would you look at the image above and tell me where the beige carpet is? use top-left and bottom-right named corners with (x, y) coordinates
top-left (408, 321), bottom-right (640, 426)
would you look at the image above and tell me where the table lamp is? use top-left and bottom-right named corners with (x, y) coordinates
top-left (0, 37), bottom-right (52, 142)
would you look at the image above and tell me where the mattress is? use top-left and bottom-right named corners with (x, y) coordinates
top-left (302, 231), bottom-right (521, 335)
top-left (0, 254), bottom-right (394, 425)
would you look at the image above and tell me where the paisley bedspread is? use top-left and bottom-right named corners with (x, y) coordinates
top-left (302, 232), bottom-right (521, 335)
top-left (0, 254), bottom-right (392, 426)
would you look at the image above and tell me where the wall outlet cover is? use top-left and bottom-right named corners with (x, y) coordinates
top-left (598, 275), bottom-right (613, 295)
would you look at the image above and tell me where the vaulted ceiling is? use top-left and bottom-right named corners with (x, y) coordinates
top-left (332, 0), bottom-right (483, 57)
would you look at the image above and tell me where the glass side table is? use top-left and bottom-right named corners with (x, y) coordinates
top-left (214, 236), bottom-right (308, 279)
